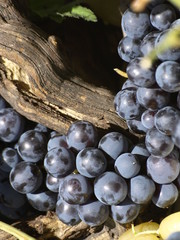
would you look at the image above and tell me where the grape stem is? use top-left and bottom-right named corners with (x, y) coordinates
top-left (114, 68), bottom-right (128, 78)
top-left (0, 221), bottom-right (36, 240)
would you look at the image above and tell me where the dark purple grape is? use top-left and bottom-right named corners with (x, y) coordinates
top-left (155, 61), bottom-right (180, 93)
top-left (146, 153), bottom-right (180, 184)
top-left (0, 108), bottom-right (24, 142)
top-left (131, 143), bottom-right (150, 158)
top-left (114, 89), bottom-right (142, 120)
top-left (66, 120), bottom-right (98, 152)
top-left (46, 173), bottom-right (64, 193)
top-left (140, 31), bottom-right (160, 56)
top-left (126, 57), bottom-right (156, 87)
top-left (111, 197), bottom-right (141, 224)
top-left (141, 109), bottom-right (156, 129)
top-left (44, 147), bottom-right (75, 178)
top-left (172, 118), bottom-right (180, 148)
top-left (94, 171), bottom-right (128, 205)
top-left (121, 79), bottom-right (138, 90)
top-left (121, 8), bottom-right (151, 39)
top-left (126, 118), bottom-right (148, 135)
top-left (9, 161), bottom-right (43, 194)
top-left (59, 173), bottom-right (93, 204)
top-left (150, 4), bottom-right (176, 30)
top-left (117, 36), bottom-right (141, 62)
top-left (114, 153), bottom-right (141, 179)
top-left (76, 147), bottom-right (107, 178)
top-left (78, 199), bottom-right (109, 226)
top-left (0, 147), bottom-right (21, 172)
top-left (129, 175), bottom-right (155, 204)
top-left (47, 133), bottom-right (68, 151)
top-left (26, 190), bottom-right (57, 211)
top-left (98, 132), bottom-right (129, 160)
top-left (17, 130), bottom-right (47, 163)
top-left (56, 198), bottom-right (81, 226)
top-left (145, 128), bottom-right (174, 157)
top-left (152, 183), bottom-right (178, 208)
top-left (154, 106), bottom-right (180, 135)
top-left (136, 87), bottom-right (170, 110)
top-left (34, 123), bottom-right (49, 133)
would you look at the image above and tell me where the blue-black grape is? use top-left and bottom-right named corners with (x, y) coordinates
top-left (0, 147), bottom-right (21, 172)
top-left (76, 147), bottom-right (107, 178)
top-left (114, 153), bottom-right (141, 179)
top-left (171, 118), bottom-right (180, 148)
top-left (66, 120), bottom-right (98, 152)
top-left (17, 130), bottom-right (47, 163)
top-left (147, 0), bottom-right (165, 9)
top-left (9, 161), bottom-right (43, 194)
top-left (145, 128), bottom-right (174, 157)
top-left (111, 197), bottom-right (141, 224)
top-left (59, 173), bottom-right (93, 204)
top-left (146, 152), bottom-right (180, 184)
top-left (126, 118), bottom-right (148, 135)
top-left (46, 173), bottom-right (64, 193)
top-left (44, 147), bottom-right (75, 178)
top-left (94, 171), bottom-right (128, 205)
top-left (56, 198), bottom-right (81, 226)
top-left (129, 175), bottom-right (156, 204)
top-left (121, 79), bottom-right (137, 90)
top-left (114, 89), bottom-right (142, 120)
top-left (141, 109), bottom-right (156, 129)
top-left (152, 183), bottom-right (179, 208)
top-left (47, 133), bottom-right (68, 151)
top-left (78, 199), bottom-right (109, 227)
top-left (140, 31), bottom-right (160, 56)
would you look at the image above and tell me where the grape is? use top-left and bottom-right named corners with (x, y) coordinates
top-left (17, 130), bottom-right (47, 163)
top-left (94, 171), bottom-right (128, 205)
top-left (9, 161), bottom-right (43, 194)
top-left (117, 36), bottom-right (141, 62)
top-left (145, 128), bottom-right (174, 157)
top-left (166, 232), bottom-right (180, 240)
top-left (46, 173), bottom-right (64, 193)
top-left (78, 199), bottom-right (109, 226)
top-left (126, 57), bottom-right (156, 87)
top-left (76, 147), bottom-right (107, 178)
top-left (121, 79), bottom-right (138, 90)
top-left (152, 183), bottom-right (179, 208)
top-left (147, 0), bottom-right (165, 9)
top-left (114, 153), bottom-right (141, 179)
top-left (154, 106), bottom-right (180, 135)
top-left (26, 190), bottom-right (57, 211)
top-left (114, 89), bottom-right (142, 120)
top-left (129, 175), bottom-right (156, 204)
top-left (0, 147), bottom-right (21, 172)
top-left (111, 197), bottom-right (141, 224)
top-left (140, 31), bottom-right (160, 56)
top-left (44, 147), bottom-right (75, 178)
top-left (59, 173), bottom-right (93, 204)
top-left (66, 120), bottom-right (98, 152)
top-left (98, 132), bottom-right (129, 160)
top-left (155, 29), bottom-right (180, 61)
top-left (150, 4), bottom-right (176, 31)
top-left (141, 109), bottom-right (156, 129)
top-left (171, 118), bottom-right (180, 148)
top-left (47, 133), bottom-right (68, 151)
top-left (56, 198), bottom-right (80, 226)
top-left (155, 61), bottom-right (180, 93)
top-left (0, 108), bottom-right (25, 142)
top-left (146, 152), bottom-right (180, 184)
top-left (121, 8), bottom-right (151, 39)
top-left (171, 19), bottom-right (180, 28)
top-left (136, 87), bottom-right (170, 110)
top-left (131, 143), bottom-right (150, 158)
top-left (126, 118), bottom-right (148, 135)
top-left (34, 123), bottom-right (49, 133)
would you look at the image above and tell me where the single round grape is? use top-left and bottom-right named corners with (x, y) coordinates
top-left (136, 87), bottom-right (170, 110)
top-left (145, 128), bottom-right (174, 157)
top-left (127, 57), bottom-right (156, 87)
top-left (114, 89), bottom-right (142, 120)
top-left (98, 132), bottom-right (129, 160)
top-left (46, 173), bottom-right (64, 193)
top-left (129, 175), bottom-right (155, 204)
top-left (56, 198), bottom-right (80, 226)
top-left (121, 8), bottom-right (151, 39)
top-left (0, 147), bottom-right (21, 172)
top-left (126, 118), bottom-right (148, 135)
top-left (154, 106), bottom-right (180, 135)
top-left (140, 31), bottom-right (160, 56)
top-left (131, 143), bottom-right (150, 158)
top-left (146, 153), bottom-right (180, 184)
top-left (44, 147), bottom-right (76, 178)
top-left (114, 153), bottom-right (141, 179)
top-left (9, 161), bottom-right (43, 194)
top-left (152, 183), bottom-right (178, 208)
top-left (0, 108), bottom-right (25, 142)
top-left (117, 36), bottom-right (141, 62)
top-left (94, 171), bottom-right (128, 205)
top-left (59, 173), bottom-right (93, 204)
top-left (155, 61), bottom-right (180, 93)
top-left (76, 147), bottom-right (107, 178)
top-left (121, 79), bottom-right (138, 90)
top-left (66, 120), bottom-right (98, 152)
top-left (150, 4), bottom-right (176, 31)
top-left (111, 197), bottom-right (141, 224)
top-left (78, 199), bottom-right (109, 227)
top-left (47, 133), bottom-right (68, 151)
top-left (141, 109), bottom-right (156, 129)
top-left (26, 190), bottom-right (57, 211)
top-left (17, 130), bottom-right (47, 163)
